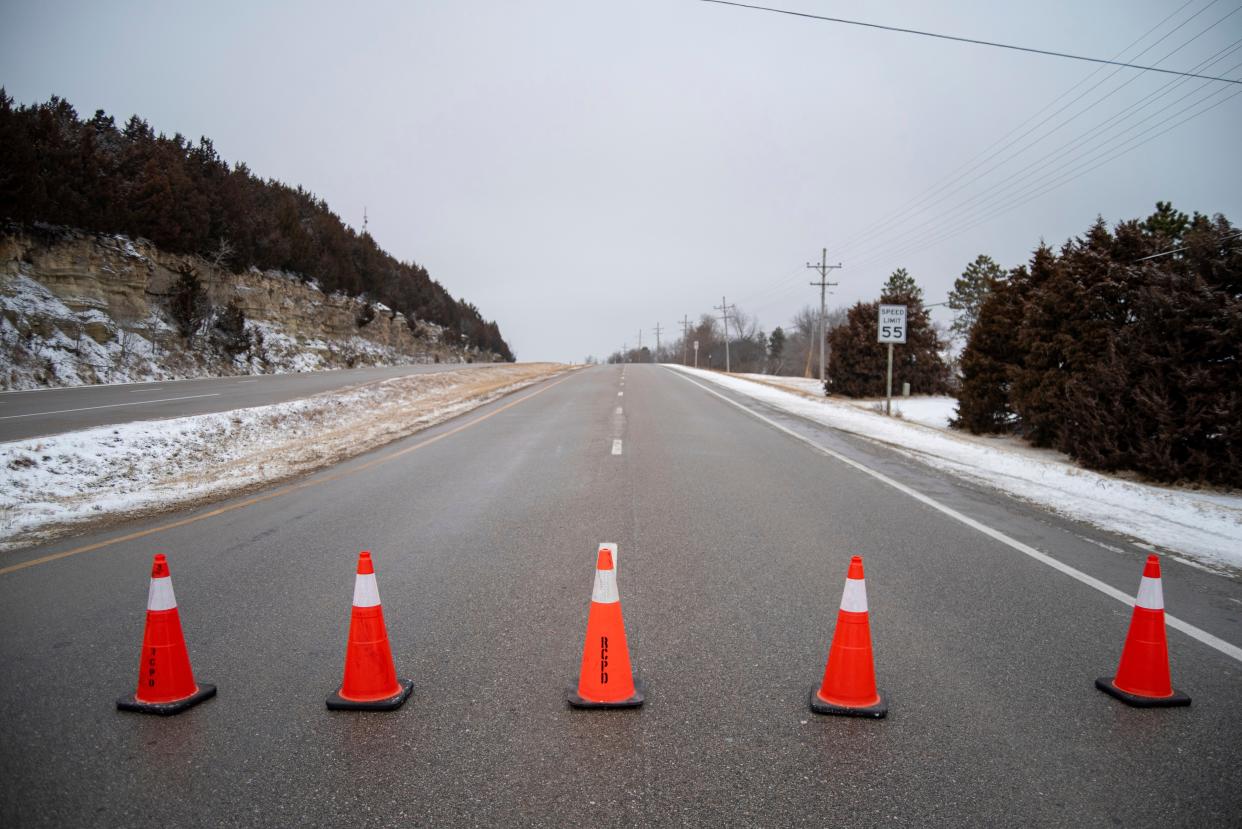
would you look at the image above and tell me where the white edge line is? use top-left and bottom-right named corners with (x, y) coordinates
top-left (669, 368), bottom-right (1242, 665)
top-left (0, 393), bottom-right (222, 420)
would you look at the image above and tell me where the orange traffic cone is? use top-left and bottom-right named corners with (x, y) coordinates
top-left (1096, 555), bottom-right (1190, 707)
top-left (117, 554), bottom-right (216, 715)
top-left (810, 555), bottom-right (887, 718)
top-left (568, 545), bottom-right (643, 708)
top-left (326, 551), bottom-right (413, 711)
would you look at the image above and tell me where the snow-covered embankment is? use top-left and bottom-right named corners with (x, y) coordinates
top-left (0, 363), bottom-right (571, 550)
top-left (674, 366), bottom-right (1242, 572)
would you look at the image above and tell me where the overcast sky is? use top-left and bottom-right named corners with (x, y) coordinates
top-left (3, 0), bottom-right (1239, 361)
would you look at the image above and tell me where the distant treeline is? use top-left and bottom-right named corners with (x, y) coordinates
top-left (0, 91), bottom-right (513, 360)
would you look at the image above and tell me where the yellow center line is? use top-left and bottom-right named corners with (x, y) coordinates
top-left (0, 373), bottom-right (575, 577)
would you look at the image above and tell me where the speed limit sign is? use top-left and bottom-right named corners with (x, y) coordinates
top-left (878, 305), bottom-right (907, 343)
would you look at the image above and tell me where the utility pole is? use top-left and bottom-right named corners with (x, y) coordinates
top-left (713, 297), bottom-right (734, 373)
top-left (680, 315), bottom-right (691, 366)
top-left (653, 322), bottom-right (663, 362)
top-left (807, 248), bottom-right (843, 386)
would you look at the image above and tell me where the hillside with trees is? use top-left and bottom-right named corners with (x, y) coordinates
top-left (953, 203), bottom-right (1240, 487)
top-left (0, 91), bottom-right (512, 360)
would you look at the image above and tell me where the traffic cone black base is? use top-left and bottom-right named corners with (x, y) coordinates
top-left (567, 679), bottom-right (645, 710)
top-left (326, 679), bottom-right (413, 711)
top-left (809, 687), bottom-right (888, 719)
top-left (1094, 677), bottom-right (1189, 708)
top-left (117, 683), bottom-right (216, 716)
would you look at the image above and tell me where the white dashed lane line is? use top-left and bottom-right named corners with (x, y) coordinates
top-left (611, 439), bottom-right (623, 456)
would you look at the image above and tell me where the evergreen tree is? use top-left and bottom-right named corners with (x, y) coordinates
top-left (948, 254), bottom-right (1004, 342)
top-left (169, 263), bottom-right (211, 343)
top-left (951, 265), bottom-right (1029, 432)
top-left (1011, 223), bottom-right (1120, 448)
top-left (827, 269), bottom-right (948, 397)
top-left (826, 301), bottom-right (884, 396)
top-left (767, 326), bottom-right (785, 373)
top-left (212, 300), bottom-right (250, 357)
top-left (883, 267), bottom-right (920, 302)
top-left (880, 267), bottom-right (949, 395)
top-left (1058, 212), bottom-right (1241, 484)
top-left (1142, 200), bottom-right (1189, 244)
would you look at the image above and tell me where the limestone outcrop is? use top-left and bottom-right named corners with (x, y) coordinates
top-left (0, 225), bottom-right (494, 389)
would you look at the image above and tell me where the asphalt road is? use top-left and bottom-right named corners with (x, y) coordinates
top-left (1, 364), bottom-right (1239, 827)
top-left (0, 363), bottom-right (492, 442)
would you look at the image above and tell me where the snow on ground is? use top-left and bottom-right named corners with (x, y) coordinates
top-left (685, 367), bottom-right (1242, 571)
top-left (737, 374), bottom-right (959, 429)
top-left (0, 274), bottom-right (176, 388)
top-left (0, 363), bottom-right (570, 550)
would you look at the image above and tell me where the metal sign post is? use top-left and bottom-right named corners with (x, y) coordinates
top-left (693, 340), bottom-right (699, 368)
top-left (877, 305), bottom-right (907, 416)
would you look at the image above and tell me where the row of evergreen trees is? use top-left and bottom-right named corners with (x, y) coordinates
top-left (650, 201), bottom-right (1237, 488)
top-left (0, 91), bottom-right (513, 360)
top-left (954, 203), bottom-right (1240, 487)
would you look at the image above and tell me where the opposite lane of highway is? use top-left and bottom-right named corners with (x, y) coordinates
top-left (0, 364), bottom-right (1238, 826)
top-left (0, 362), bottom-right (491, 441)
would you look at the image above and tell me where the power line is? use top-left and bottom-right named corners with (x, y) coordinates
top-left (845, 51), bottom-right (1242, 269)
top-left (849, 86), bottom-right (1242, 274)
top-left (835, 3), bottom-right (1238, 261)
top-left (706, 5), bottom-right (1239, 305)
top-left (706, 9), bottom-right (1241, 331)
top-left (834, 15), bottom-right (1242, 269)
top-left (1133, 230), bottom-right (1242, 261)
top-left (851, 73), bottom-right (1242, 270)
top-left (836, 12), bottom-right (1242, 265)
top-left (830, 0), bottom-right (1210, 257)
top-left (699, 0), bottom-right (1242, 84)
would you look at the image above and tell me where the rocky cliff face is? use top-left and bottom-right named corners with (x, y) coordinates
top-left (0, 225), bottom-right (494, 389)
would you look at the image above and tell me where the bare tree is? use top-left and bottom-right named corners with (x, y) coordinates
top-left (208, 237), bottom-right (235, 272)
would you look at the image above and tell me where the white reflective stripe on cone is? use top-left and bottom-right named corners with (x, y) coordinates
top-left (1135, 575), bottom-right (1164, 610)
top-left (592, 568), bottom-right (620, 604)
top-left (147, 576), bottom-right (177, 611)
top-left (352, 572), bottom-right (381, 608)
top-left (839, 578), bottom-right (868, 613)
top-left (601, 543), bottom-right (618, 577)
